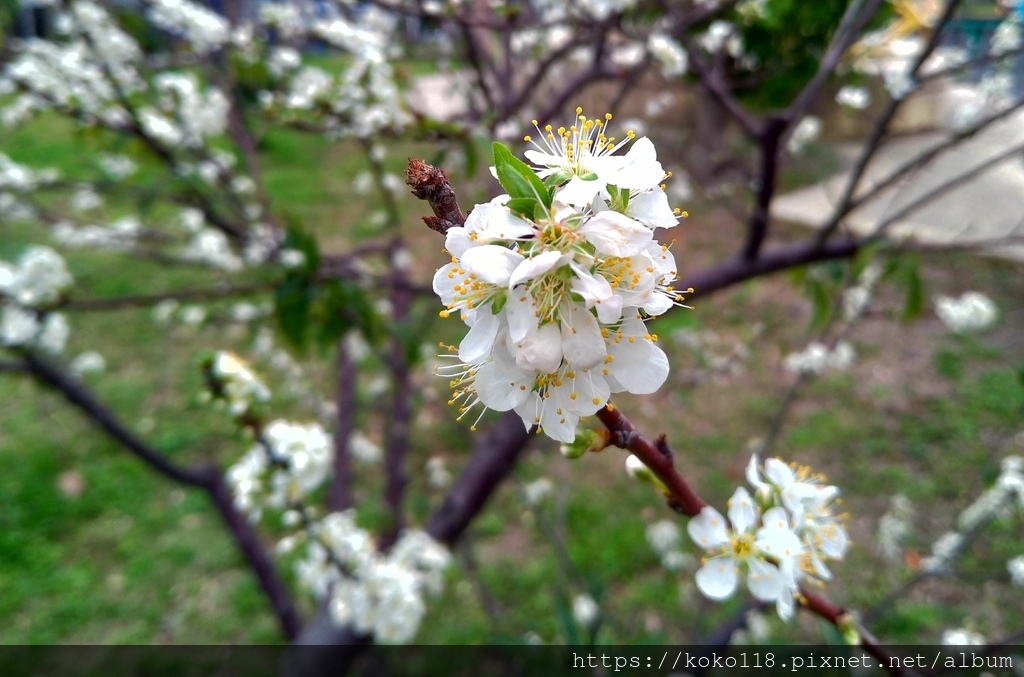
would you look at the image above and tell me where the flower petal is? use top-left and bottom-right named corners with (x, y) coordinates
top-left (506, 288), bottom-right (539, 342)
top-left (475, 359), bottom-right (534, 411)
top-left (509, 250), bottom-right (568, 288)
top-left (727, 486), bottom-right (757, 534)
top-left (688, 506), bottom-right (730, 549)
top-left (578, 211), bottom-right (653, 258)
top-left (513, 322), bottom-right (563, 374)
top-left (745, 558), bottom-right (784, 602)
top-left (458, 310), bottom-right (500, 364)
top-left (461, 245), bottom-right (524, 286)
top-left (560, 303), bottom-right (605, 370)
top-left (628, 188), bottom-right (677, 229)
top-left (695, 555), bottom-right (739, 600)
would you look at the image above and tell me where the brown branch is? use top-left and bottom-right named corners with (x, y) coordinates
top-left (814, 0), bottom-right (967, 246)
top-left (596, 403), bottom-right (903, 673)
top-left (783, 0), bottom-right (887, 126)
top-left (20, 350), bottom-right (302, 639)
top-left (679, 237), bottom-right (864, 301)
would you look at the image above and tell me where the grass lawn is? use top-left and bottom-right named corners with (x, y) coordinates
top-left (1, 107), bottom-right (1022, 645)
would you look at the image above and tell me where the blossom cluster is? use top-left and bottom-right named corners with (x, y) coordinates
top-left (934, 292), bottom-right (998, 333)
top-left (204, 350), bottom-right (271, 417)
top-left (293, 512), bottom-right (451, 644)
top-left (687, 456), bottom-right (849, 620)
top-left (209, 354), bottom-right (450, 643)
top-left (433, 110), bottom-right (683, 442)
top-left (0, 246), bottom-right (73, 354)
top-left (782, 341), bottom-right (855, 376)
top-left (922, 455), bottom-right (1023, 575)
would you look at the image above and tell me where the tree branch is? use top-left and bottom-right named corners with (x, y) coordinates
top-left (20, 350), bottom-right (302, 639)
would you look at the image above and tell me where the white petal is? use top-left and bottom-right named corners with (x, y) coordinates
top-left (444, 227), bottom-right (473, 258)
top-left (523, 149), bottom-right (566, 172)
top-left (460, 245), bottom-right (524, 286)
top-left (475, 360), bottom-right (534, 411)
top-left (562, 370), bottom-right (610, 416)
top-left (577, 211), bottom-right (653, 258)
top-left (570, 264), bottom-right (622, 324)
top-left (539, 386), bottom-right (579, 443)
top-left (509, 250), bottom-right (567, 288)
top-left (745, 558), bottom-right (784, 602)
top-left (687, 506), bottom-right (730, 549)
top-left (559, 304), bottom-right (605, 370)
top-left (727, 486), bottom-right (757, 534)
top-left (609, 137), bottom-right (665, 191)
top-left (432, 263), bottom-right (460, 306)
top-left (556, 175), bottom-right (605, 208)
top-left (513, 323), bottom-right (563, 374)
top-left (458, 310), bottom-right (500, 364)
top-left (628, 189), bottom-right (677, 229)
top-left (746, 455), bottom-right (768, 492)
top-left (506, 288), bottom-right (539, 342)
top-left (606, 319), bottom-right (669, 395)
top-left (514, 391), bottom-right (542, 429)
top-left (695, 555), bottom-right (738, 600)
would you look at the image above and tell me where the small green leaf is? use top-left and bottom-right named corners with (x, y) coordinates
top-left (492, 142), bottom-right (552, 208)
top-left (544, 169), bottom-right (572, 188)
top-left (505, 197), bottom-right (537, 217)
top-left (901, 256), bottom-right (924, 320)
top-left (491, 291), bottom-right (508, 314)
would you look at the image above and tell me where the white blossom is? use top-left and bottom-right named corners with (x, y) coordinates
top-left (348, 431), bottom-right (382, 464)
top-left (209, 351), bottom-right (271, 416)
top-left (783, 341), bottom-right (855, 375)
top-left (1008, 556), bottom-right (1024, 587)
top-left (522, 477), bottom-right (554, 506)
top-left (934, 292), bottom-right (998, 333)
top-left (688, 487), bottom-right (804, 620)
top-left (70, 350), bottom-right (106, 375)
top-left (836, 85), bottom-right (871, 110)
top-left (572, 593), bottom-right (599, 628)
top-left (941, 628), bottom-right (986, 646)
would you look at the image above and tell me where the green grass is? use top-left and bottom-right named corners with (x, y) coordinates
top-left (1, 109), bottom-right (1023, 646)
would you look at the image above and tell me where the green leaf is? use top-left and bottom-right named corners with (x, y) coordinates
top-left (283, 219), bottom-right (320, 272)
top-left (275, 276), bottom-right (312, 351)
top-left (492, 142), bottom-right (552, 208)
top-left (544, 169), bottom-right (572, 188)
top-left (808, 276), bottom-right (831, 330)
top-left (901, 255), bottom-right (924, 320)
top-left (505, 197), bottom-right (537, 218)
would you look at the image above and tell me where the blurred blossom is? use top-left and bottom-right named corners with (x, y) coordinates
top-left (836, 86), bottom-right (871, 110)
top-left (1008, 556), bottom-right (1024, 587)
top-left (522, 478), bottom-right (554, 507)
top-left (70, 350), bottom-right (106, 375)
top-left (941, 628), bottom-right (986, 646)
top-left (349, 431), bottom-right (383, 465)
top-left (572, 594), bottom-right (599, 628)
top-left (934, 292), bottom-right (998, 333)
top-left (783, 341), bottom-right (855, 376)
top-left (786, 116), bottom-right (822, 155)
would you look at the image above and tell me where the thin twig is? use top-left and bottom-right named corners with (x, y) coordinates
top-left (19, 350), bottom-right (302, 638)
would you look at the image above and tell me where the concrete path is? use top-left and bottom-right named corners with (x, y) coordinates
top-left (773, 99), bottom-right (1024, 262)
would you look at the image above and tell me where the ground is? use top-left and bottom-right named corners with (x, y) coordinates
top-left (0, 108), bottom-right (1022, 646)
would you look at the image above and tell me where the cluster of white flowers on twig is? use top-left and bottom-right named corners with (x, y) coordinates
top-left (433, 110), bottom-right (684, 443)
top-left (0, 246), bottom-right (73, 355)
top-left (783, 341), bottom-right (856, 376)
top-left (922, 455), bottom-right (1023, 575)
top-left (687, 456), bottom-right (849, 620)
top-left (934, 292), bottom-right (999, 334)
top-left (204, 354), bottom-right (450, 643)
